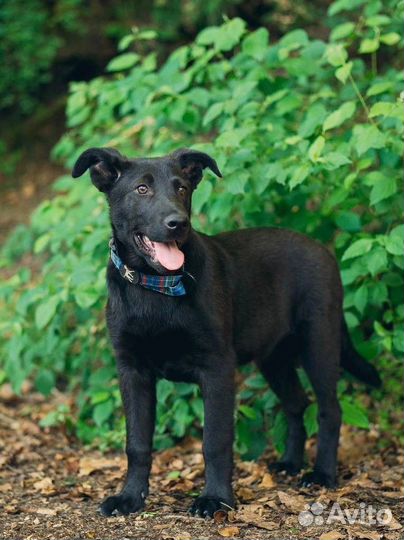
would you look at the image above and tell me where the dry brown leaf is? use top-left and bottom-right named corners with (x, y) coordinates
top-left (277, 490), bottom-right (306, 513)
top-left (353, 531), bottom-right (381, 540)
top-left (319, 531), bottom-right (344, 540)
top-left (34, 508), bottom-right (57, 516)
top-left (381, 491), bottom-right (404, 499)
top-left (386, 516), bottom-right (402, 530)
top-left (227, 510), bottom-right (237, 522)
top-left (236, 487), bottom-right (255, 501)
top-left (0, 482), bottom-right (12, 493)
top-left (173, 533), bottom-right (192, 540)
top-left (259, 473), bottom-right (276, 489)
top-left (33, 477), bottom-right (54, 494)
top-left (236, 505), bottom-right (278, 531)
top-left (214, 509), bottom-right (228, 524)
top-left (78, 456), bottom-right (122, 476)
top-left (218, 526), bottom-right (240, 537)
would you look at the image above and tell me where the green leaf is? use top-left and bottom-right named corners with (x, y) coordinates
top-left (106, 53), bottom-right (140, 72)
top-left (359, 38), bottom-right (379, 54)
top-left (308, 136), bottom-right (325, 162)
top-left (370, 176), bottom-right (396, 206)
top-left (93, 400), bottom-right (114, 427)
top-left (203, 102), bottom-right (223, 126)
top-left (242, 28), bottom-right (269, 60)
top-left (118, 34), bottom-right (135, 51)
top-left (365, 15), bottom-right (390, 27)
top-left (35, 296), bottom-right (59, 329)
top-left (323, 101), bottom-right (356, 131)
top-left (35, 370), bottom-right (55, 396)
top-left (323, 152), bottom-right (352, 170)
top-left (226, 171), bottom-right (249, 195)
top-left (74, 287), bottom-right (100, 309)
top-left (379, 33), bottom-right (401, 46)
top-left (335, 211), bottom-right (361, 232)
top-left (328, 0), bottom-right (366, 16)
top-left (366, 81), bottom-right (393, 97)
top-left (341, 400), bottom-right (370, 429)
top-left (385, 225), bottom-right (404, 256)
top-left (298, 103), bottom-right (327, 137)
top-left (192, 180), bottom-right (213, 214)
top-left (366, 247), bottom-right (388, 275)
top-left (271, 410), bottom-right (288, 454)
top-left (196, 26), bottom-right (220, 46)
top-left (369, 101), bottom-right (403, 120)
top-left (34, 233), bottom-right (51, 254)
top-left (325, 44), bottom-right (348, 66)
top-left (335, 61), bottom-right (352, 84)
top-left (352, 125), bottom-right (386, 156)
top-left (330, 22), bottom-right (355, 41)
top-left (304, 403), bottom-right (318, 437)
top-left (239, 405), bottom-right (257, 419)
top-left (342, 238), bottom-right (374, 260)
top-left (214, 18), bottom-right (246, 52)
top-left (353, 285), bottom-right (368, 314)
top-left (289, 163), bottom-right (311, 190)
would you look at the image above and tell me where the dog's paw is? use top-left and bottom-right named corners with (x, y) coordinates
top-left (268, 461), bottom-right (301, 476)
top-left (300, 470), bottom-right (336, 489)
top-left (189, 496), bottom-right (233, 518)
top-left (99, 493), bottom-right (145, 516)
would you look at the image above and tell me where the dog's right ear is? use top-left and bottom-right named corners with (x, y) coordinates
top-left (72, 147), bottom-right (127, 192)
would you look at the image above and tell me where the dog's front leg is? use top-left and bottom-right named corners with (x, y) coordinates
top-left (100, 364), bottom-right (156, 516)
top-left (190, 362), bottom-right (235, 518)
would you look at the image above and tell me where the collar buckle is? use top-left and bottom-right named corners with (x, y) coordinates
top-left (119, 264), bottom-right (139, 284)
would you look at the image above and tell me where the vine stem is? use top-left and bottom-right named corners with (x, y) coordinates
top-left (348, 72), bottom-right (376, 126)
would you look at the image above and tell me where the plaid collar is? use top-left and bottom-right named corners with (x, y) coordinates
top-left (109, 238), bottom-right (188, 296)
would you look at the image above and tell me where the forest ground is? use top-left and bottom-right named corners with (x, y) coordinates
top-left (0, 385), bottom-right (402, 540)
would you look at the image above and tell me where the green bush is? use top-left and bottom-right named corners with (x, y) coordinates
top-left (0, 0), bottom-right (85, 114)
top-left (1, 0), bottom-right (403, 456)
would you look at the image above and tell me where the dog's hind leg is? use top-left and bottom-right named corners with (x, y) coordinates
top-left (258, 338), bottom-right (309, 476)
top-left (299, 315), bottom-right (342, 488)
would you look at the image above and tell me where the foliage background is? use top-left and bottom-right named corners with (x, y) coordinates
top-left (0, 0), bottom-right (403, 459)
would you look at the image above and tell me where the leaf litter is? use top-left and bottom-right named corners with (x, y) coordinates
top-left (0, 391), bottom-right (402, 540)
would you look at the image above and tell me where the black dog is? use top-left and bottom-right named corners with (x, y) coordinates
top-left (72, 147), bottom-right (380, 518)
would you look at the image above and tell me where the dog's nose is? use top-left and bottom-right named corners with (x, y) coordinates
top-left (164, 214), bottom-right (189, 231)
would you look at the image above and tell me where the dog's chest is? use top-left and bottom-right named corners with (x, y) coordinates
top-left (124, 323), bottom-right (204, 383)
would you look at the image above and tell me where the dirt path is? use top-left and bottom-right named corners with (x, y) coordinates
top-left (0, 389), bottom-right (402, 540)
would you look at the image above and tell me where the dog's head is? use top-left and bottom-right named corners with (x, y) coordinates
top-left (72, 147), bottom-right (221, 273)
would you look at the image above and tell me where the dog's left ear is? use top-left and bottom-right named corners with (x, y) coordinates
top-left (172, 148), bottom-right (222, 187)
top-left (72, 147), bottom-right (127, 192)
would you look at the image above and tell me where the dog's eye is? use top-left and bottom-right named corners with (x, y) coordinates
top-left (136, 184), bottom-right (149, 195)
top-left (178, 186), bottom-right (187, 196)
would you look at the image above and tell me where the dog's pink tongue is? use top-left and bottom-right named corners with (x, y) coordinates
top-left (153, 241), bottom-right (184, 271)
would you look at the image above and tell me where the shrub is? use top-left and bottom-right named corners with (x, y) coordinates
top-left (1, 0), bottom-right (403, 456)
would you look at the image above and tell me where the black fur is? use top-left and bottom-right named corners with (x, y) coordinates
top-left (72, 147), bottom-right (380, 518)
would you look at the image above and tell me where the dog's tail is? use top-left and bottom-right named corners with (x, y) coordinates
top-left (340, 319), bottom-right (381, 388)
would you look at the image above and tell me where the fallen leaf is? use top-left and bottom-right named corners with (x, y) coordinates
top-left (218, 526), bottom-right (240, 537)
top-left (34, 508), bottom-right (57, 516)
top-left (319, 531), bottom-right (344, 540)
top-left (78, 456), bottom-right (122, 476)
top-left (236, 487), bottom-right (255, 501)
top-left (386, 516), bottom-right (402, 530)
top-left (173, 534), bottom-right (192, 540)
top-left (259, 473), bottom-right (276, 489)
top-left (354, 531), bottom-right (381, 540)
top-left (33, 477), bottom-right (54, 494)
top-left (0, 482), bottom-right (12, 493)
top-left (235, 505), bottom-right (278, 531)
top-left (214, 510), bottom-right (228, 524)
top-left (277, 491), bottom-right (306, 513)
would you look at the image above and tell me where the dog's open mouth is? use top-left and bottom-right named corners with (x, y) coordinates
top-left (134, 234), bottom-right (184, 271)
